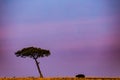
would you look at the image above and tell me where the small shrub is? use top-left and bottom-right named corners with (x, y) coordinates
top-left (75, 74), bottom-right (85, 78)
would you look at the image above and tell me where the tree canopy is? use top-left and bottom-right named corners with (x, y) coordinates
top-left (15, 47), bottom-right (50, 59)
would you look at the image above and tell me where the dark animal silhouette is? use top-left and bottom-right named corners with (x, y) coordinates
top-left (76, 74), bottom-right (85, 78)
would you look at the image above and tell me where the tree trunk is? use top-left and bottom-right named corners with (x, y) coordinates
top-left (34, 59), bottom-right (43, 78)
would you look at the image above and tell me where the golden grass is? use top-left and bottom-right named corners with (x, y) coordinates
top-left (0, 77), bottom-right (120, 80)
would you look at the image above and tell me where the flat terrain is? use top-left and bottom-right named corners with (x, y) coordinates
top-left (0, 77), bottom-right (120, 80)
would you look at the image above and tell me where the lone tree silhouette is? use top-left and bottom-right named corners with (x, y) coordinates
top-left (15, 46), bottom-right (50, 78)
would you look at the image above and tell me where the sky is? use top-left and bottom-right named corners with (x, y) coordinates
top-left (0, 0), bottom-right (120, 77)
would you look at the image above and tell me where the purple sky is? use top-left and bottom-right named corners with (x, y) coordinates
top-left (0, 0), bottom-right (120, 77)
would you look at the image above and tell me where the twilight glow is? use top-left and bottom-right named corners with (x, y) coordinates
top-left (0, 0), bottom-right (120, 77)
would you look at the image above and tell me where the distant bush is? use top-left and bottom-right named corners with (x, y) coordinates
top-left (75, 74), bottom-right (85, 78)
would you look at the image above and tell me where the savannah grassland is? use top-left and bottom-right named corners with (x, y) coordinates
top-left (0, 77), bottom-right (120, 80)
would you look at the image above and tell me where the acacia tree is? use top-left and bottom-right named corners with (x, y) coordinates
top-left (15, 46), bottom-right (50, 78)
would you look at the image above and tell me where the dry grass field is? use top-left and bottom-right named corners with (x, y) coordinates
top-left (0, 77), bottom-right (120, 80)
